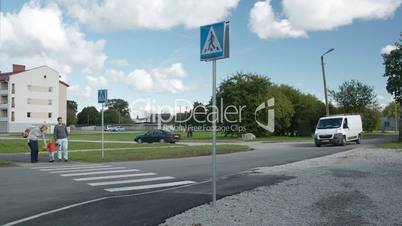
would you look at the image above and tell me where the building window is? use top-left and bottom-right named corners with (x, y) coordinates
top-left (27, 98), bottom-right (31, 104)
top-left (48, 113), bottom-right (52, 118)
top-left (27, 85), bottom-right (32, 90)
top-left (49, 87), bottom-right (53, 92)
top-left (27, 112), bottom-right (31, 118)
top-left (12, 83), bottom-right (15, 94)
top-left (11, 111), bottom-right (15, 121)
top-left (11, 97), bottom-right (15, 108)
top-left (44, 75), bottom-right (47, 79)
top-left (48, 100), bottom-right (52, 105)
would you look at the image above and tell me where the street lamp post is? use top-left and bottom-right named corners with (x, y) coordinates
top-left (321, 48), bottom-right (335, 116)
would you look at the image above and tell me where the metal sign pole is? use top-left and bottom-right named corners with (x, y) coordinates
top-left (102, 103), bottom-right (105, 159)
top-left (212, 59), bottom-right (217, 207)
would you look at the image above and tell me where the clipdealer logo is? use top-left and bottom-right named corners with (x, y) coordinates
top-left (255, 98), bottom-right (275, 132)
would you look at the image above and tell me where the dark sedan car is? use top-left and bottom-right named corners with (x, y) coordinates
top-left (134, 129), bottom-right (180, 143)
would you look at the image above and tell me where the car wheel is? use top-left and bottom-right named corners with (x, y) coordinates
top-left (137, 138), bottom-right (142, 144)
top-left (159, 139), bottom-right (165, 143)
top-left (340, 136), bottom-right (346, 146)
top-left (356, 135), bottom-right (361, 144)
top-left (315, 142), bottom-right (321, 147)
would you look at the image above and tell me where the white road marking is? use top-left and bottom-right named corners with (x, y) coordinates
top-left (2, 180), bottom-right (203, 226)
top-left (49, 167), bottom-right (126, 174)
top-left (88, 176), bottom-right (174, 186)
top-left (39, 165), bottom-right (112, 171)
top-left (61, 169), bottom-right (139, 177)
top-left (105, 180), bottom-right (196, 192)
top-left (73, 173), bottom-right (157, 181)
top-left (2, 197), bottom-right (109, 226)
top-left (31, 164), bottom-right (105, 170)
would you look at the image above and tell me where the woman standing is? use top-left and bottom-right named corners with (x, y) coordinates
top-left (27, 125), bottom-right (48, 163)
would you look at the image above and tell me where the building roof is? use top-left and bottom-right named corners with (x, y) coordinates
top-left (59, 80), bottom-right (70, 87)
top-left (0, 64), bottom-right (69, 87)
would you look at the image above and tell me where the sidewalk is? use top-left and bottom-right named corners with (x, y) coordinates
top-left (161, 147), bottom-right (402, 226)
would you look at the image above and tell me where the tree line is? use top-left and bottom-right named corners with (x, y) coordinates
top-left (66, 99), bottom-right (132, 126)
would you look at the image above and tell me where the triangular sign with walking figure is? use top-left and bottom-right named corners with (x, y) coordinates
top-left (202, 26), bottom-right (223, 55)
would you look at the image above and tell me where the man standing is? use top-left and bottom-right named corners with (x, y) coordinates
top-left (54, 117), bottom-right (69, 162)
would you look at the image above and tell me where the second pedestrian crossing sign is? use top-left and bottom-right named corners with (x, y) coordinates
top-left (98, 89), bottom-right (108, 104)
top-left (200, 21), bottom-right (230, 61)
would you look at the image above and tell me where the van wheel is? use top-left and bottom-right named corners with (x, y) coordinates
top-left (356, 135), bottom-right (361, 144)
top-left (340, 136), bottom-right (346, 146)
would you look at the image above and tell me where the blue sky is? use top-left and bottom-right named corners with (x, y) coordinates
top-left (1, 0), bottom-right (401, 116)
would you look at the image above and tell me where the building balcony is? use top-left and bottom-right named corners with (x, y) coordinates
top-left (0, 103), bottom-right (7, 109)
top-left (0, 117), bottom-right (7, 121)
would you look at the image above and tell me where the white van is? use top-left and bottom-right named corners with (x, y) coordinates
top-left (314, 115), bottom-right (363, 147)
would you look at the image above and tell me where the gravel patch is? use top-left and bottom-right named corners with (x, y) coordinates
top-left (161, 148), bottom-right (402, 226)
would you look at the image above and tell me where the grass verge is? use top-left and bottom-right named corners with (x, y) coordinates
top-left (0, 139), bottom-right (181, 153)
top-left (375, 141), bottom-right (402, 149)
top-left (40, 144), bottom-right (251, 162)
top-left (0, 160), bottom-right (17, 167)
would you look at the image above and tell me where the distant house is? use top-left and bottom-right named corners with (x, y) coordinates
top-left (380, 117), bottom-right (397, 131)
top-left (0, 64), bottom-right (69, 133)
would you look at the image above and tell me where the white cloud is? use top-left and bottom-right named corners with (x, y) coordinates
top-left (249, 0), bottom-right (306, 39)
top-left (85, 75), bottom-right (109, 88)
top-left (0, 1), bottom-right (107, 75)
top-left (113, 58), bottom-right (129, 67)
top-left (126, 63), bottom-right (188, 93)
top-left (105, 63), bottom-right (188, 93)
top-left (106, 69), bottom-right (126, 82)
top-left (68, 85), bottom-right (93, 99)
top-left (57, 0), bottom-right (239, 31)
top-left (249, 0), bottom-right (402, 39)
top-left (381, 45), bottom-right (398, 54)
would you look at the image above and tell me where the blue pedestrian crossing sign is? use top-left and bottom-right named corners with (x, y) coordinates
top-left (200, 21), bottom-right (230, 61)
top-left (98, 89), bottom-right (108, 104)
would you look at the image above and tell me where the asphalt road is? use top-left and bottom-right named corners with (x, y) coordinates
top-left (0, 135), bottom-right (396, 226)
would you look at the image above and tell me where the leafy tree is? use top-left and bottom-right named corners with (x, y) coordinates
top-left (362, 108), bottom-right (381, 133)
top-left (382, 102), bottom-right (400, 119)
top-left (329, 80), bottom-right (378, 113)
top-left (383, 33), bottom-right (402, 141)
top-left (187, 102), bottom-right (207, 128)
top-left (216, 72), bottom-right (277, 137)
top-left (104, 108), bottom-right (120, 124)
top-left (329, 80), bottom-right (380, 132)
top-left (273, 85), bottom-right (325, 136)
top-left (66, 100), bottom-right (78, 126)
top-left (106, 99), bottom-right (132, 123)
top-left (77, 106), bottom-right (100, 125)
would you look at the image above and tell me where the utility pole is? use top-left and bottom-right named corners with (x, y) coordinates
top-left (321, 48), bottom-right (335, 116)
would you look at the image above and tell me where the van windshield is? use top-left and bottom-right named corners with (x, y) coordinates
top-left (317, 118), bottom-right (343, 129)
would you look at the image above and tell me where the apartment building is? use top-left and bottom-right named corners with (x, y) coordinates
top-left (0, 64), bottom-right (69, 133)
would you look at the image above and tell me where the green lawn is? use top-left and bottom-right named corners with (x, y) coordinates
top-left (0, 139), bottom-right (180, 153)
top-left (375, 141), bottom-right (402, 149)
top-left (68, 132), bottom-right (144, 141)
top-left (365, 131), bottom-right (399, 137)
top-left (0, 160), bottom-right (17, 167)
top-left (42, 144), bottom-right (251, 162)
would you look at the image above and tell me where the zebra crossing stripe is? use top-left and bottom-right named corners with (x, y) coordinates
top-left (40, 165), bottom-right (113, 171)
top-left (61, 169), bottom-right (140, 177)
top-left (73, 173), bottom-right (157, 181)
top-left (49, 167), bottom-right (126, 174)
top-left (88, 176), bottom-right (174, 186)
top-left (32, 164), bottom-right (106, 170)
top-left (105, 180), bottom-right (196, 192)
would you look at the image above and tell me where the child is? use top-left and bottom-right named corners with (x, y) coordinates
top-left (47, 139), bottom-right (57, 162)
